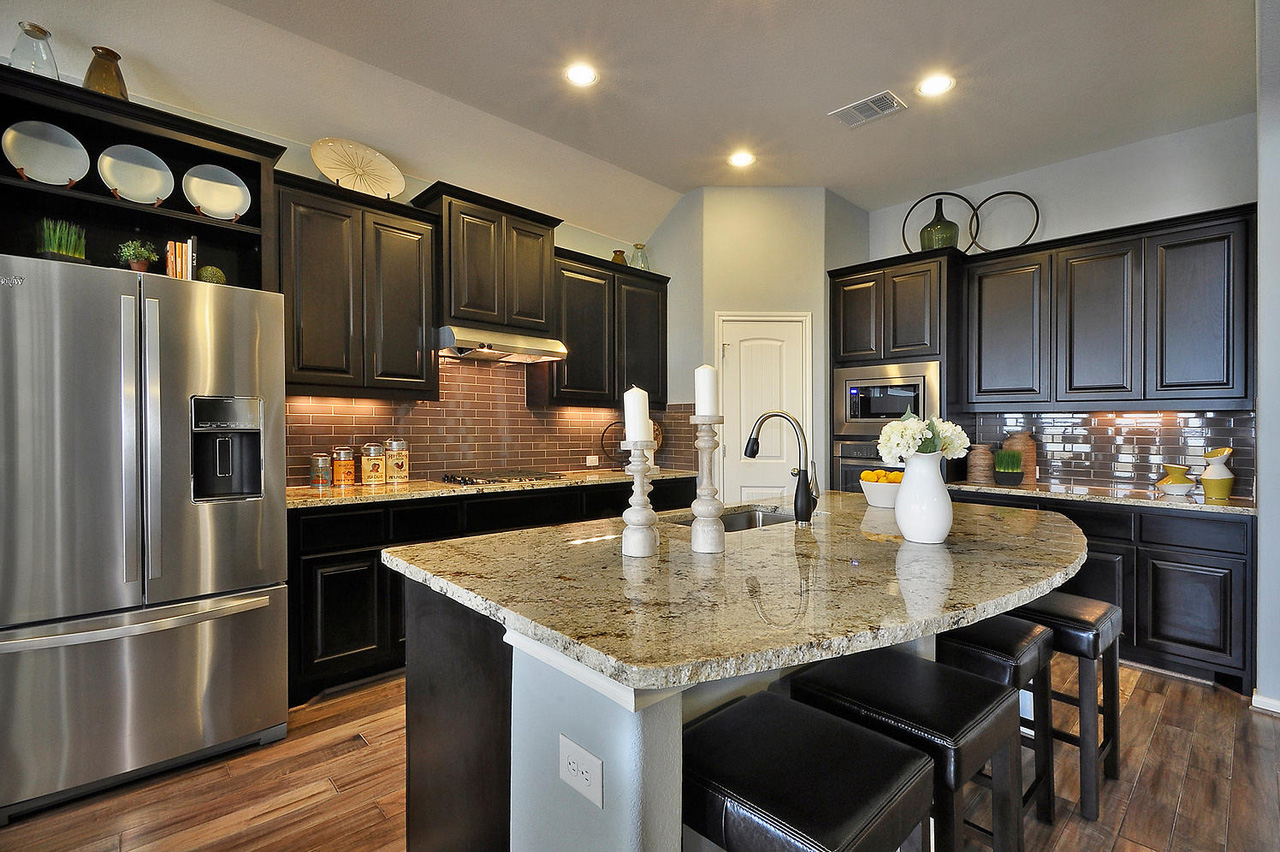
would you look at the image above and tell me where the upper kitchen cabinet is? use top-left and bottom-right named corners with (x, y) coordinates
top-left (965, 252), bottom-right (1053, 405)
top-left (528, 249), bottom-right (670, 409)
top-left (411, 183), bottom-right (561, 335)
top-left (1144, 217), bottom-right (1250, 403)
top-left (1054, 238), bottom-right (1144, 402)
top-left (0, 66), bottom-right (283, 290)
top-left (279, 174), bottom-right (438, 398)
top-left (831, 252), bottom-right (959, 363)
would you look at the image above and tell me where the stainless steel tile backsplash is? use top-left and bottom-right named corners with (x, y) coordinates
top-left (971, 411), bottom-right (1255, 497)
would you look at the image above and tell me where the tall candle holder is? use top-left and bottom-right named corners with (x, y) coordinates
top-left (689, 415), bottom-right (725, 553)
top-left (620, 440), bottom-right (659, 557)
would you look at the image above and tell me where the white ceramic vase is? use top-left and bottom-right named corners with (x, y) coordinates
top-left (894, 451), bottom-right (952, 544)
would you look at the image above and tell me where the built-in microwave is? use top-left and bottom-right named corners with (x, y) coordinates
top-left (832, 361), bottom-right (940, 439)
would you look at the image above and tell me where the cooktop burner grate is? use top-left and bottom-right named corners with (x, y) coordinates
top-left (438, 469), bottom-right (566, 486)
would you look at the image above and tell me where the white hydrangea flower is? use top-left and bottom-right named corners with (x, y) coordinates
top-left (877, 414), bottom-right (970, 463)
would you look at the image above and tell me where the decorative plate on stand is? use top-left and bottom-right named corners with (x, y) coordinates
top-left (2, 120), bottom-right (90, 186)
top-left (97, 144), bottom-right (173, 205)
top-left (310, 137), bottom-right (405, 199)
top-left (182, 164), bottom-right (251, 221)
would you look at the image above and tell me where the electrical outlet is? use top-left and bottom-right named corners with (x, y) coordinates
top-left (558, 734), bottom-right (603, 808)
top-left (586, 455), bottom-right (599, 467)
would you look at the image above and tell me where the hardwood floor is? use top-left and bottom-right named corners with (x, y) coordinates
top-left (1, 660), bottom-right (1278, 851)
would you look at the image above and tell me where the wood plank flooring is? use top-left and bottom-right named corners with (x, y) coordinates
top-left (1, 661), bottom-right (1278, 851)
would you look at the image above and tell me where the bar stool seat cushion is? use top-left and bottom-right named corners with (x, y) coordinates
top-left (936, 614), bottom-right (1053, 688)
top-left (789, 647), bottom-right (1018, 791)
top-left (684, 691), bottom-right (934, 852)
top-left (1013, 591), bottom-right (1122, 659)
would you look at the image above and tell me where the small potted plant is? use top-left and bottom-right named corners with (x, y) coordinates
top-left (37, 218), bottom-right (87, 263)
top-left (994, 449), bottom-right (1024, 486)
top-left (116, 239), bottom-right (159, 272)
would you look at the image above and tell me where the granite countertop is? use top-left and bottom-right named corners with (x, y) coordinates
top-left (948, 481), bottom-right (1257, 516)
top-left (383, 491), bottom-right (1087, 691)
top-left (286, 468), bottom-right (697, 509)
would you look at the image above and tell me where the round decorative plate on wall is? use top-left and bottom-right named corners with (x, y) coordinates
top-left (97, 144), bottom-right (173, 205)
top-left (310, 137), bottom-right (406, 199)
top-left (2, 120), bottom-right (90, 186)
top-left (182, 164), bottom-right (252, 221)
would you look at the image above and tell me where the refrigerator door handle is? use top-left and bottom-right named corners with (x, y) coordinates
top-left (121, 295), bottom-right (140, 585)
top-left (144, 297), bottom-right (163, 581)
top-left (0, 593), bottom-right (272, 654)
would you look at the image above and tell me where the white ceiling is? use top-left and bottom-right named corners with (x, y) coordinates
top-left (212, 0), bottom-right (1256, 211)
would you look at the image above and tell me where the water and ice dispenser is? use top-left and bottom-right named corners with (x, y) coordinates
top-left (190, 396), bottom-right (264, 501)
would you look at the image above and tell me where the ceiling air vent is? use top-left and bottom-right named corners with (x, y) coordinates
top-left (828, 90), bottom-right (908, 128)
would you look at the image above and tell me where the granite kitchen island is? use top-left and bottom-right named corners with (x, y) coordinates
top-left (383, 491), bottom-right (1087, 851)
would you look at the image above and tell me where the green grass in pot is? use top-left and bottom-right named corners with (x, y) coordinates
top-left (993, 449), bottom-right (1024, 486)
top-left (38, 219), bottom-right (86, 259)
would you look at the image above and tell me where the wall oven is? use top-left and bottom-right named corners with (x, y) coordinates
top-left (832, 361), bottom-right (941, 492)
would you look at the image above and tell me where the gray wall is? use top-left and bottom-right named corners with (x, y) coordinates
top-left (648, 191), bottom-right (706, 404)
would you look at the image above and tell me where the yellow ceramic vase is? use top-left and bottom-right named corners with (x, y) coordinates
top-left (1200, 448), bottom-right (1234, 501)
top-left (1155, 463), bottom-right (1194, 496)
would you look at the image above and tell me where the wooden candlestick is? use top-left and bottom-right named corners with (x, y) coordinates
top-left (689, 415), bottom-right (725, 553)
top-left (620, 440), bottom-right (659, 557)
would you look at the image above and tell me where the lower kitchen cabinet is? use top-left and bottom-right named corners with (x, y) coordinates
top-left (951, 490), bottom-right (1255, 692)
top-left (287, 476), bottom-right (697, 704)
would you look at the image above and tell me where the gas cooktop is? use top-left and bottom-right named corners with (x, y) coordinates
top-left (438, 470), bottom-right (566, 486)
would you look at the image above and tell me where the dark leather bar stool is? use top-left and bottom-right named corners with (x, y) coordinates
top-left (789, 647), bottom-right (1024, 852)
top-left (683, 691), bottom-right (934, 852)
top-left (936, 614), bottom-right (1056, 829)
top-left (1011, 591), bottom-right (1121, 821)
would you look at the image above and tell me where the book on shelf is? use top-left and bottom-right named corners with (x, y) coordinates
top-left (164, 237), bottom-right (198, 280)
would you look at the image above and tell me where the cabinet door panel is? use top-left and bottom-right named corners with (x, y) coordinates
top-left (553, 261), bottom-right (614, 403)
top-left (967, 253), bottom-right (1052, 403)
top-left (1137, 548), bottom-right (1243, 668)
top-left (506, 217), bottom-right (554, 332)
top-left (1145, 220), bottom-right (1248, 399)
top-left (617, 276), bottom-right (667, 406)
top-left (1059, 542), bottom-right (1136, 646)
top-left (886, 262), bottom-right (939, 358)
top-left (1056, 240), bottom-right (1142, 400)
top-left (363, 213), bottom-right (437, 391)
top-left (449, 201), bottom-right (504, 325)
top-left (301, 551), bottom-right (382, 678)
top-left (833, 272), bottom-right (882, 361)
top-left (281, 189), bottom-right (362, 385)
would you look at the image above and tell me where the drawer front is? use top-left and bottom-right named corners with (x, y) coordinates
top-left (1139, 513), bottom-right (1248, 555)
top-left (389, 501), bottom-right (463, 544)
top-left (1137, 548), bottom-right (1245, 668)
top-left (298, 508), bottom-right (385, 555)
top-left (464, 491), bottom-right (580, 534)
top-left (1048, 503), bottom-right (1136, 542)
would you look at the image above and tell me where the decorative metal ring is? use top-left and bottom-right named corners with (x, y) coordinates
top-left (968, 191), bottom-right (1040, 253)
top-left (901, 191), bottom-right (979, 254)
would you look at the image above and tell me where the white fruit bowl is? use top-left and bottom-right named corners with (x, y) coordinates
top-left (860, 479), bottom-right (900, 509)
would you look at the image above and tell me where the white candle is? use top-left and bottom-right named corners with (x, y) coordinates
top-left (623, 386), bottom-right (651, 442)
top-left (694, 364), bottom-right (719, 416)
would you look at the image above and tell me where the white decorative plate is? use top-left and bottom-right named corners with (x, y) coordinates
top-left (310, 137), bottom-right (405, 199)
top-left (2, 120), bottom-right (90, 186)
top-left (97, 144), bottom-right (174, 205)
top-left (182, 164), bottom-right (252, 220)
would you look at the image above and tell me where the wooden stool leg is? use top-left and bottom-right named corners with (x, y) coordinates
top-left (1032, 667), bottom-right (1055, 823)
top-left (934, 785), bottom-right (965, 852)
top-left (1103, 641), bottom-right (1120, 780)
top-left (1077, 655), bottom-right (1101, 821)
top-left (991, 732), bottom-right (1024, 852)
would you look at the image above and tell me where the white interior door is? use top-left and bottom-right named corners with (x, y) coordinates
top-left (718, 315), bottom-right (811, 504)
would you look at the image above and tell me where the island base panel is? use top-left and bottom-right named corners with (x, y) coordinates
top-left (405, 584), bottom-right (511, 851)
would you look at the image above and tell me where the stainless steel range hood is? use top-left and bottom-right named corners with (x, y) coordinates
top-left (434, 325), bottom-right (568, 364)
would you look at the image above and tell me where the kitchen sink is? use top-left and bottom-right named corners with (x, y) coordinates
top-left (675, 508), bottom-right (794, 532)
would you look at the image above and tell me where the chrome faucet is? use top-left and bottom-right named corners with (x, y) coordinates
top-left (743, 410), bottom-right (820, 526)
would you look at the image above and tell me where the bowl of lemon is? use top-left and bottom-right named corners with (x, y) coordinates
top-left (859, 469), bottom-right (903, 508)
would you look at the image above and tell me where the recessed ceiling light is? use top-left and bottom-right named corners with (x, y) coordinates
top-left (565, 63), bottom-right (599, 87)
top-left (728, 151), bottom-right (755, 168)
top-left (917, 74), bottom-right (956, 97)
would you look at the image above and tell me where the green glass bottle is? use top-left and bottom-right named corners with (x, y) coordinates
top-left (919, 198), bottom-right (959, 249)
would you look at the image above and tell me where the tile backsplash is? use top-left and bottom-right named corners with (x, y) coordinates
top-left (285, 361), bottom-right (695, 487)
top-left (971, 411), bottom-right (1255, 498)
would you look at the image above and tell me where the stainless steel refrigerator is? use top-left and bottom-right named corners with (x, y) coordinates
top-left (0, 254), bottom-right (287, 824)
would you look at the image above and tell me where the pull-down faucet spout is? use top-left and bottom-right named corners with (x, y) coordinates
top-left (743, 410), bottom-right (820, 526)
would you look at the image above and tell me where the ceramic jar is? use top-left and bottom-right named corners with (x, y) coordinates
top-left (1002, 431), bottom-right (1037, 485)
top-left (1155, 464), bottom-right (1194, 496)
top-left (966, 443), bottom-right (994, 484)
top-left (894, 451), bottom-right (952, 544)
top-left (1200, 448), bottom-right (1234, 501)
top-left (83, 46), bottom-right (128, 100)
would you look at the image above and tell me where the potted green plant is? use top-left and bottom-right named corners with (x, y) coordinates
top-left (116, 239), bottom-right (159, 272)
top-left (994, 449), bottom-right (1024, 486)
top-left (37, 218), bottom-right (87, 263)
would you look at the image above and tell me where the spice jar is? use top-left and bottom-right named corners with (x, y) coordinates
top-left (309, 453), bottom-right (332, 489)
top-left (384, 437), bottom-right (409, 484)
top-left (332, 446), bottom-right (355, 487)
top-left (361, 442), bottom-right (385, 486)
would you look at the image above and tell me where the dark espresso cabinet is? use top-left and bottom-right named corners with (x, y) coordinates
top-left (411, 183), bottom-right (561, 335)
top-left (530, 249), bottom-right (669, 408)
top-left (832, 256), bottom-right (951, 363)
top-left (952, 490), bottom-right (1255, 693)
top-left (279, 175), bottom-right (437, 397)
top-left (965, 252), bottom-right (1053, 404)
top-left (1055, 239), bottom-right (1144, 402)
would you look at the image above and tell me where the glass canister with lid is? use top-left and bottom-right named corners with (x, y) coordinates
top-left (361, 442), bottom-right (385, 486)
top-left (332, 446), bottom-right (355, 487)
top-left (384, 437), bottom-right (409, 483)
